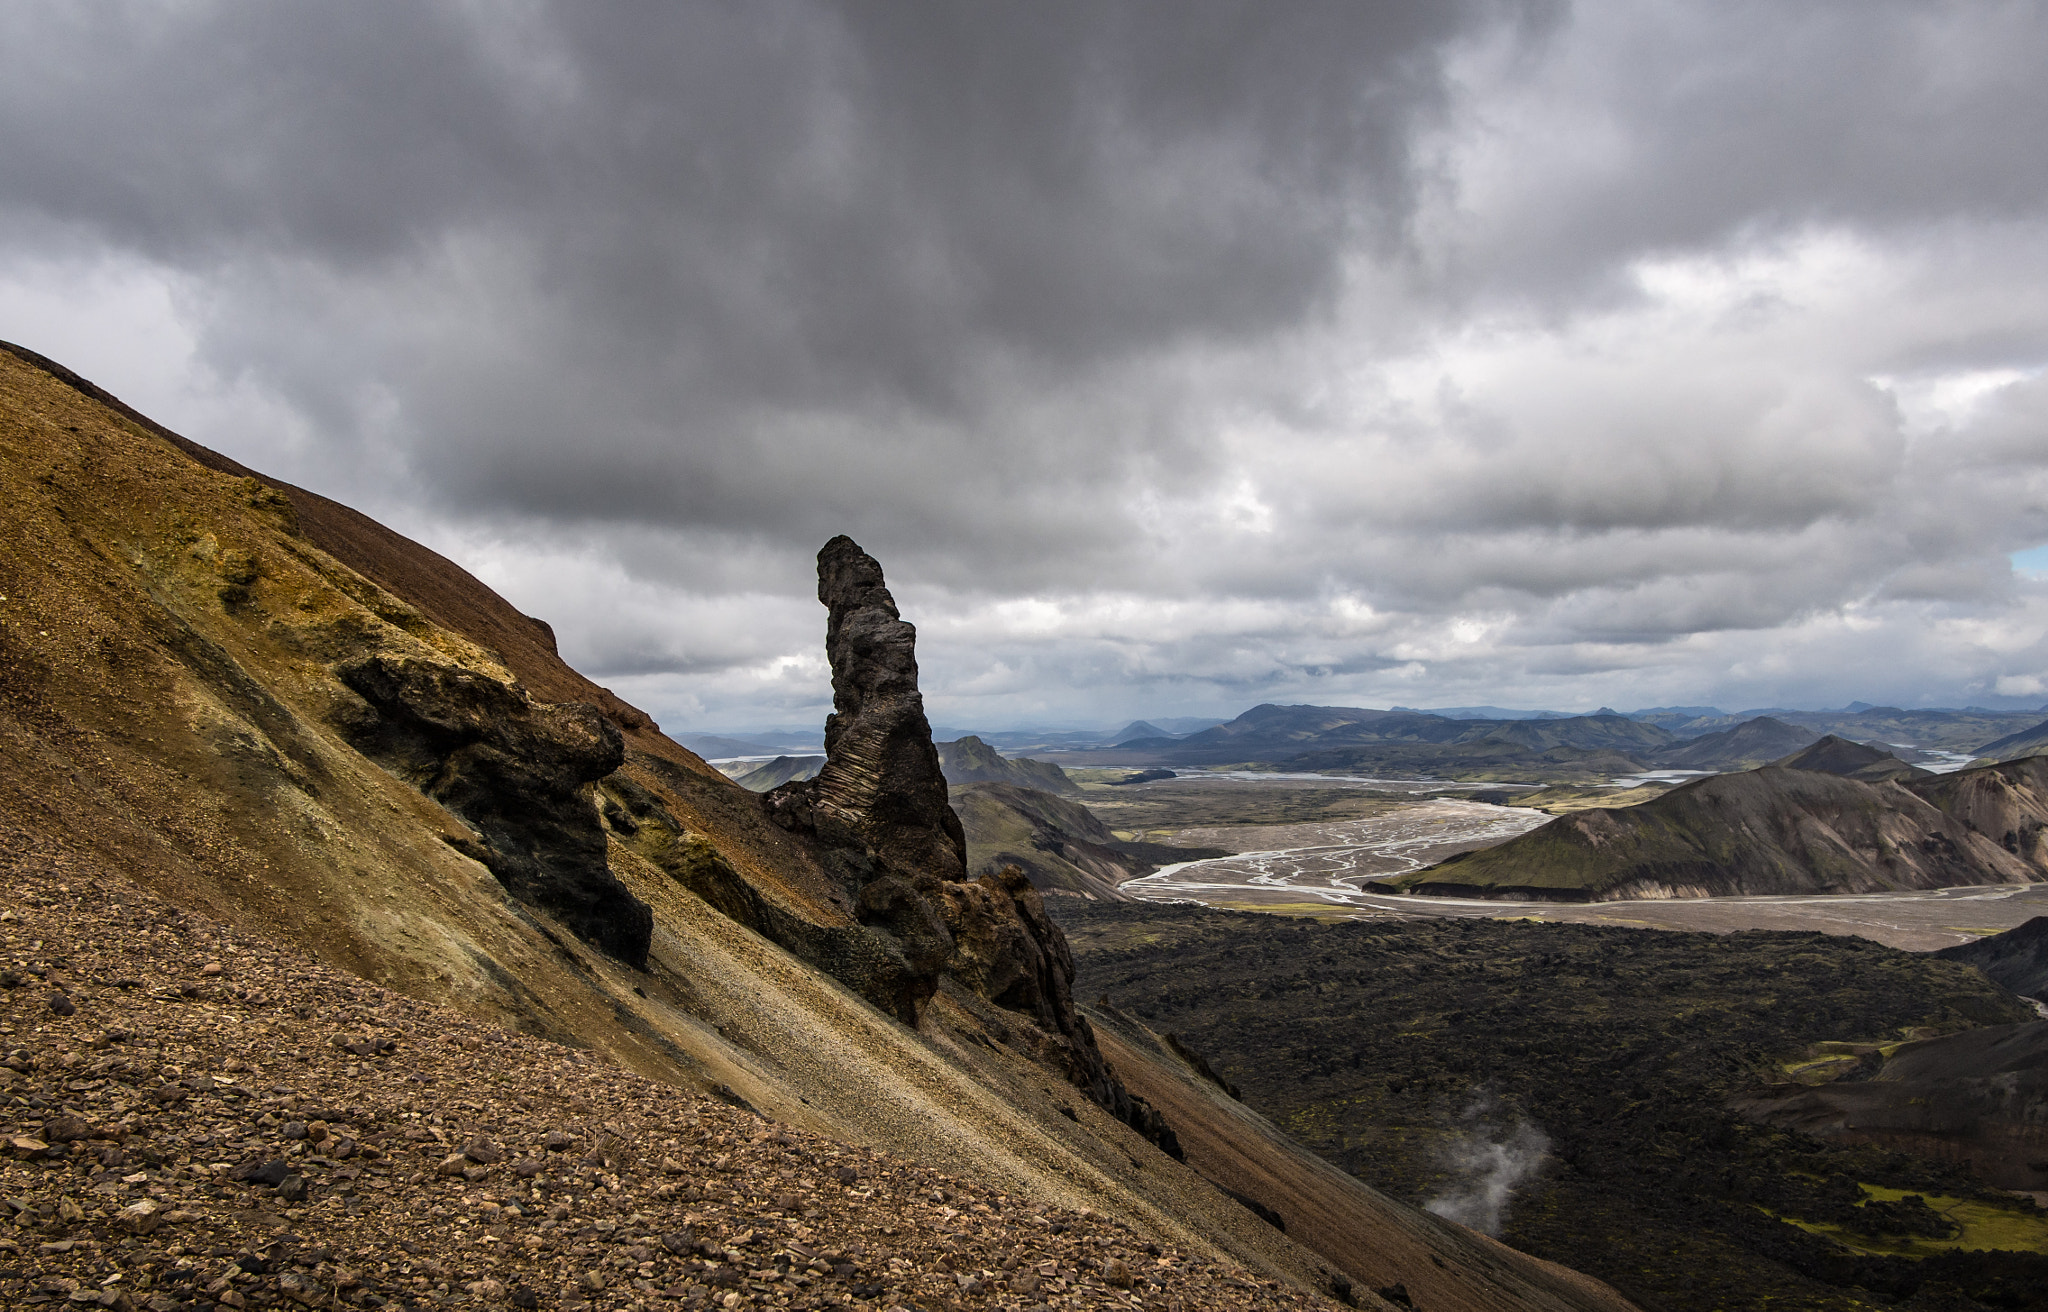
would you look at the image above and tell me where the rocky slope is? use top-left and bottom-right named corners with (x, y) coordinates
top-left (0, 342), bottom-right (1636, 1310)
top-left (0, 831), bottom-right (1327, 1312)
top-left (1394, 760), bottom-right (2048, 901)
top-left (1936, 917), bottom-right (2048, 1001)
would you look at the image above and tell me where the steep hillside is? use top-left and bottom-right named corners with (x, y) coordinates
top-left (1974, 717), bottom-right (2048, 762)
top-left (0, 342), bottom-right (1634, 1310)
top-left (1936, 916), bottom-right (2048, 1000)
top-left (937, 735), bottom-right (1081, 794)
top-left (949, 782), bottom-right (1228, 902)
top-left (952, 783), bottom-right (1147, 900)
top-left (1394, 765), bottom-right (2044, 900)
top-left (1774, 735), bottom-right (1932, 782)
top-left (1653, 715), bottom-right (1817, 769)
top-left (728, 755), bottom-right (825, 791)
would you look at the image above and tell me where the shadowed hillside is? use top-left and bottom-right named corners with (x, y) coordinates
top-left (1395, 761), bottom-right (2048, 900)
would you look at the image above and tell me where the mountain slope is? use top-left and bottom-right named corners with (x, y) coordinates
top-left (1393, 765), bottom-right (2042, 900)
top-left (1935, 916), bottom-right (2048, 1000)
top-left (937, 735), bottom-right (1082, 794)
top-left (1974, 716), bottom-right (2048, 762)
top-left (952, 782), bottom-right (1169, 900)
top-left (1772, 735), bottom-right (1931, 782)
top-left (728, 754), bottom-right (825, 791)
top-left (1652, 716), bottom-right (1818, 770)
top-left (0, 342), bottom-right (1633, 1310)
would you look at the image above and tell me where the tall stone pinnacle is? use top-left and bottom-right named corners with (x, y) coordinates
top-left (805, 535), bottom-right (967, 882)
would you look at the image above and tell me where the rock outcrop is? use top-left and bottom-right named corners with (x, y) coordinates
top-left (765, 538), bottom-right (1180, 1154)
top-left (333, 654), bottom-right (653, 966)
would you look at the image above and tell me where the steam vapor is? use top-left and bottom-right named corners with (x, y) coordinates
top-left (1422, 1097), bottom-right (1550, 1237)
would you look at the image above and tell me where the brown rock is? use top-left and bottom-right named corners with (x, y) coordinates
top-left (40, 1115), bottom-right (99, 1142)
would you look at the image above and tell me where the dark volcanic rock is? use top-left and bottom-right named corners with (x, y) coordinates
top-left (1937, 916), bottom-right (2048, 1001)
top-left (333, 654), bottom-right (652, 966)
top-left (762, 540), bottom-right (1183, 1156)
top-left (791, 535), bottom-right (967, 881)
top-left (764, 538), bottom-right (966, 1016)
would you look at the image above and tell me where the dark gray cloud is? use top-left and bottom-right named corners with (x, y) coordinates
top-left (3, 1), bottom-right (2048, 727)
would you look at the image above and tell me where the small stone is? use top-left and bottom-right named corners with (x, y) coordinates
top-left (467, 1278), bottom-right (505, 1299)
top-left (542, 1130), bottom-right (574, 1153)
top-left (6, 1136), bottom-right (49, 1158)
top-left (834, 1166), bottom-right (859, 1184)
top-left (462, 1137), bottom-right (503, 1164)
top-left (509, 1289), bottom-right (539, 1310)
top-left (276, 1174), bottom-right (307, 1202)
top-left (48, 993), bottom-right (76, 1017)
top-left (42, 1115), bottom-right (99, 1142)
top-left (117, 1200), bottom-right (161, 1234)
top-left (280, 1121), bottom-right (308, 1141)
top-left (304, 1120), bottom-right (328, 1142)
top-left (435, 1153), bottom-right (468, 1177)
top-left (237, 1159), bottom-right (292, 1187)
top-left (1103, 1260), bottom-right (1134, 1289)
top-left (513, 1158), bottom-right (542, 1178)
top-left (200, 962), bottom-right (223, 977)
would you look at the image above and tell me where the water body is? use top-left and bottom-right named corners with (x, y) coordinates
top-left (1125, 798), bottom-right (2048, 950)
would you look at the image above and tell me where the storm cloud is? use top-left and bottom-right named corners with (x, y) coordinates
top-left (4, 1), bottom-right (2048, 730)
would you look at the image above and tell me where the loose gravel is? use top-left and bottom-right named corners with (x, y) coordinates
top-left (0, 832), bottom-right (1334, 1312)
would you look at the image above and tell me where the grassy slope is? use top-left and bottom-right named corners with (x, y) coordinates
top-left (1057, 902), bottom-right (2045, 1312)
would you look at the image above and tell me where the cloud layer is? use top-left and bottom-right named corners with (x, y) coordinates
top-left (5, 2), bottom-right (2048, 730)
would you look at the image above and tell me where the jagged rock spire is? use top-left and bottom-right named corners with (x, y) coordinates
top-left (805, 535), bottom-right (967, 882)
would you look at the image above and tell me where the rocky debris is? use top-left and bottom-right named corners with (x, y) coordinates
top-left (332, 655), bottom-right (652, 967)
top-left (0, 842), bottom-right (1331, 1312)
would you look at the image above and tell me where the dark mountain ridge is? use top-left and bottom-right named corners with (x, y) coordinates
top-left (1936, 916), bottom-right (2048, 1000)
top-left (1397, 757), bottom-right (2048, 901)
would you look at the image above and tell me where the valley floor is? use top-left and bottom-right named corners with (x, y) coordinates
top-left (1092, 780), bottom-right (2048, 950)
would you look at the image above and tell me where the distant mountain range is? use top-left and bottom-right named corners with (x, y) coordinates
top-left (1055, 701), bottom-right (2048, 781)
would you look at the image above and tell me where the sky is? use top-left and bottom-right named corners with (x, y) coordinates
top-left (6, 2), bottom-right (2048, 733)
